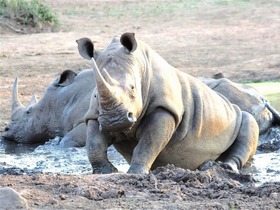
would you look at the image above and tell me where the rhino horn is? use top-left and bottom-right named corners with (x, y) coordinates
top-left (27, 94), bottom-right (38, 106)
top-left (91, 58), bottom-right (118, 106)
top-left (102, 68), bottom-right (119, 86)
top-left (12, 77), bottom-right (24, 112)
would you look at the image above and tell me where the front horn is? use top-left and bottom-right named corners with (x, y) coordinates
top-left (12, 77), bottom-right (24, 112)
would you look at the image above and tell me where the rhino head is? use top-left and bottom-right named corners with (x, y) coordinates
top-left (2, 78), bottom-right (50, 144)
top-left (2, 70), bottom-right (78, 144)
top-left (77, 33), bottom-right (143, 132)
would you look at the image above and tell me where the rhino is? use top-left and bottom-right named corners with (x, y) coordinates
top-left (2, 69), bottom-right (95, 147)
top-left (200, 77), bottom-right (280, 134)
top-left (76, 33), bottom-right (259, 174)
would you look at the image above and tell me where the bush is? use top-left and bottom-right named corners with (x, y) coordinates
top-left (0, 0), bottom-right (59, 27)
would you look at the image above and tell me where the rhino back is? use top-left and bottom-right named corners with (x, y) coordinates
top-left (60, 69), bottom-right (94, 133)
top-left (39, 69), bottom-right (95, 136)
top-left (206, 78), bottom-right (273, 133)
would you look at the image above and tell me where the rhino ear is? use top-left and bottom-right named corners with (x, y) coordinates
top-left (120, 32), bottom-right (137, 53)
top-left (56, 70), bottom-right (77, 87)
top-left (76, 38), bottom-right (94, 60)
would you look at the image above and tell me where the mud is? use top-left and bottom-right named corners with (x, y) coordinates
top-left (1, 165), bottom-right (280, 210)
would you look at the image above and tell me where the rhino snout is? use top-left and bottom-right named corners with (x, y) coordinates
top-left (2, 125), bottom-right (24, 143)
top-left (2, 130), bottom-right (13, 141)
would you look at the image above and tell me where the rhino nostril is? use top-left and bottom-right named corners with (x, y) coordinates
top-left (127, 112), bottom-right (137, 123)
top-left (4, 127), bottom-right (9, 132)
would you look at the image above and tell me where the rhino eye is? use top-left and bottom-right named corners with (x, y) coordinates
top-left (26, 108), bottom-right (32, 115)
top-left (130, 85), bottom-right (135, 90)
top-left (129, 85), bottom-right (135, 99)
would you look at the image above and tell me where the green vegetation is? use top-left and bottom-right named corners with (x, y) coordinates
top-left (247, 81), bottom-right (280, 95)
top-left (86, 0), bottom-right (280, 19)
top-left (0, 0), bottom-right (59, 27)
top-left (61, 0), bottom-right (279, 20)
top-left (247, 81), bottom-right (280, 110)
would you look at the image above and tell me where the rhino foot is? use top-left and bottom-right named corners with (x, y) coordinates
top-left (198, 159), bottom-right (239, 173)
top-left (220, 160), bottom-right (239, 173)
top-left (198, 160), bottom-right (218, 171)
top-left (91, 162), bottom-right (118, 174)
top-left (127, 164), bottom-right (149, 174)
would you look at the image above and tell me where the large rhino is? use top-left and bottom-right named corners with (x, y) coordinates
top-left (76, 33), bottom-right (259, 174)
top-left (2, 69), bottom-right (95, 147)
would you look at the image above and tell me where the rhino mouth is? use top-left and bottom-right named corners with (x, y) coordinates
top-left (98, 107), bottom-right (137, 132)
top-left (2, 128), bottom-right (45, 144)
top-left (2, 126), bottom-right (14, 140)
top-left (2, 124), bottom-right (24, 143)
top-left (2, 132), bottom-right (19, 143)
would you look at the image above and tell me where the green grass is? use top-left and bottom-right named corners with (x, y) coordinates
top-left (61, 0), bottom-right (279, 20)
top-left (247, 81), bottom-right (280, 110)
top-left (247, 81), bottom-right (280, 95)
top-left (100, 1), bottom-right (200, 18)
top-left (0, 0), bottom-right (59, 27)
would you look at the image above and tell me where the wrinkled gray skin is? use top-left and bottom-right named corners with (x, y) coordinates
top-left (200, 77), bottom-right (280, 134)
top-left (2, 69), bottom-right (95, 147)
top-left (77, 33), bottom-right (259, 174)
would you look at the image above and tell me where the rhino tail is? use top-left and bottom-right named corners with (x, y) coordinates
top-left (264, 99), bottom-right (280, 125)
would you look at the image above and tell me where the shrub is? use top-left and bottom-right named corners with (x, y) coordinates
top-left (0, 0), bottom-right (59, 27)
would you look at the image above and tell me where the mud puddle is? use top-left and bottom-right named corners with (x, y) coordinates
top-left (0, 137), bottom-right (128, 175)
top-left (0, 134), bottom-right (280, 186)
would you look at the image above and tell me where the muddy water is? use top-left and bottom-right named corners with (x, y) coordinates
top-left (0, 82), bottom-right (279, 185)
top-left (0, 138), bottom-right (129, 174)
top-left (244, 81), bottom-right (280, 184)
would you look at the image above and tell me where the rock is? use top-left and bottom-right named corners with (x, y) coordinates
top-left (0, 187), bottom-right (29, 209)
top-left (59, 194), bottom-right (67, 200)
top-left (48, 198), bottom-right (59, 205)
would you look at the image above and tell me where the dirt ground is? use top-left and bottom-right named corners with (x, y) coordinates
top-left (0, 164), bottom-right (279, 210)
top-left (1, 0), bottom-right (280, 209)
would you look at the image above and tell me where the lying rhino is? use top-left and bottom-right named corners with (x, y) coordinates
top-left (200, 77), bottom-right (280, 134)
top-left (76, 33), bottom-right (259, 174)
top-left (2, 69), bottom-right (95, 147)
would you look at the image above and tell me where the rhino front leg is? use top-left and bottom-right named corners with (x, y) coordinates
top-left (128, 108), bottom-right (176, 174)
top-left (60, 123), bottom-right (87, 148)
top-left (87, 120), bottom-right (118, 174)
top-left (220, 112), bottom-right (259, 172)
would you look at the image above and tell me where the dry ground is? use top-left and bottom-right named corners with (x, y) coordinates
top-left (1, 0), bottom-right (280, 209)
